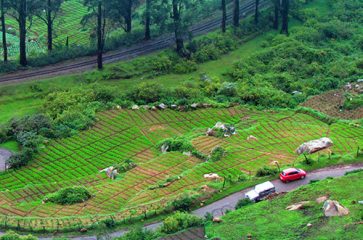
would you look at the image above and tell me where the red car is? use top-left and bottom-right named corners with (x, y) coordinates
top-left (280, 168), bottom-right (306, 183)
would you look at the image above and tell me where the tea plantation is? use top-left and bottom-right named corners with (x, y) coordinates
top-left (0, 107), bottom-right (362, 231)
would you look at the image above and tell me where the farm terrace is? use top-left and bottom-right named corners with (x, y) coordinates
top-left (0, 107), bottom-right (361, 229)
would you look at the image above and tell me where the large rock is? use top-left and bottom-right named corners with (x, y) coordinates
top-left (0, 149), bottom-right (12, 172)
top-left (203, 173), bottom-right (222, 181)
top-left (296, 137), bottom-right (333, 155)
top-left (323, 200), bottom-right (349, 217)
top-left (286, 201), bottom-right (311, 211)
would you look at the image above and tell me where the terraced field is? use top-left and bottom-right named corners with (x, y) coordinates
top-left (0, 107), bottom-right (362, 230)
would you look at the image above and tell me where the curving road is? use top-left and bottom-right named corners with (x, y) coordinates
top-left (1, 163), bottom-right (361, 240)
top-left (0, 0), bottom-right (269, 84)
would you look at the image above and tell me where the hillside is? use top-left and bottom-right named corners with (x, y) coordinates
top-left (206, 170), bottom-right (363, 239)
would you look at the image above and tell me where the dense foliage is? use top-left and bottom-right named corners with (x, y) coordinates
top-left (160, 212), bottom-right (203, 234)
top-left (44, 187), bottom-right (92, 205)
top-left (0, 231), bottom-right (36, 240)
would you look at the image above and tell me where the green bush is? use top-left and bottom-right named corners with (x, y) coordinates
top-left (158, 138), bottom-right (194, 153)
top-left (171, 194), bottom-right (194, 212)
top-left (210, 146), bottom-right (225, 162)
top-left (116, 227), bottom-right (156, 240)
top-left (44, 187), bottom-right (92, 205)
top-left (256, 167), bottom-right (278, 177)
top-left (173, 60), bottom-right (198, 74)
top-left (102, 218), bottom-right (116, 229)
top-left (127, 82), bottom-right (167, 104)
top-left (161, 212), bottom-right (203, 234)
top-left (114, 159), bottom-right (137, 173)
top-left (0, 231), bottom-right (37, 240)
top-left (235, 198), bottom-right (253, 209)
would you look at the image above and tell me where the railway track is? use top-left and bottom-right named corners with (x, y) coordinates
top-left (0, 0), bottom-right (269, 84)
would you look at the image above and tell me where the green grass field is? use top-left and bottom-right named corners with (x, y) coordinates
top-left (0, 106), bottom-right (362, 230)
top-left (206, 170), bottom-right (363, 240)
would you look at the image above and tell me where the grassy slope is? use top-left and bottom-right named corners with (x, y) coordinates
top-left (205, 171), bottom-right (363, 240)
top-left (0, 31), bottom-right (271, 125)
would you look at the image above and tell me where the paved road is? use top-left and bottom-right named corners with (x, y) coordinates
top-left (1, 163), bottom-right (359, 240)
top-left (0, 149), bottom-right (12, 172)
top-left (0, 0), bottom-right (269, 84)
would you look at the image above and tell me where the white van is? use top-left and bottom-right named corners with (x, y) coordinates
top-left (245, 181), bottom-right (276, 202)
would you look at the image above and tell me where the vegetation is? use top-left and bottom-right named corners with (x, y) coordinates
top-left (0, 107), bottom-right (361, 231)
top-left (160, 212), bottom-right (203, 234)
top-left (0, 0), bottom-right (361, 235)
top-left (0, 231), bottom-right (36, 240)
top-left (206, 171), bottom-right (363, 239)
top-left (44, 187), bottom-right (92, 205)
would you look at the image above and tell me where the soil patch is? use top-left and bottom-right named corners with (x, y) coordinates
top-left (301, 90), bottom-right (363, 119)
top-left (0, 148), bottom-right (12, 172)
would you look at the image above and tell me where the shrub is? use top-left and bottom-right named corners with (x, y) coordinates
top-left (171, 194), bottom-right (194, 212)
top-left (210, 146), bottom-right (225, 162)
top-left (6, 148), bottom-right (34, 169)
top-left (256, 167), bottom-right (278, 177)
top-left (0, 231), bottom-right (37, 240)
top-left (173, 60), bottom-right (198, 74)
top-left (235, 198), bottom-right (253, 209)
top-left (44, 187), bottom-right (92, 205)
top-left (102, 218), bottom-right (116, 228)
top-left (127, 82), bottom-right (167, 104)
top-left (116, 227), bottom-right (156, 240)
top-left (161, 212), bottom-right (203, 234)
top-left (158, 138), bottom-right (194, 153)
top-left (114, 159), bottom-right (137, 173)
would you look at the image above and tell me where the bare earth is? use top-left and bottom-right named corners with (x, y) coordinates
top-left (301, 89), bottom-right (363, 120)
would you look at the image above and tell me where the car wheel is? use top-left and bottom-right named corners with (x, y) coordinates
top-left (301, 176), bottom-right (305, 179)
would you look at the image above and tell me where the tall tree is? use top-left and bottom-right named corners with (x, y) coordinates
top-left (7, 0), bottom-right (38, 66)
top-left (221, 0), bottom-right (226, 32)
top-left (0, 0), bottom-right (8, 62)
top-left (254, 0), bottom-right (259, 24)
top-left (107, 0), bottom-right (136, 33)
top-left (144, 0), bottom-right (151, 40)
top-left (280, 0), bottom-right (289, 34)
top-left (82, 0), bottom-right (107, 69)
top-left (272, 0), bottom-right (280, 30)
top-left (172, 0), bottom-right (184, 55)
top-left (233, 0), bottom-right (240, 27)
top-left (34, 0), bottom-right (65, 52)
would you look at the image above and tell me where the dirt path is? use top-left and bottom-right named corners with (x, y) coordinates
top-left (0, 0), bottom-right (269, 84)
top-left (2, 163), bottom-right (360, 240)
top-left (0, 149), bottom-right (12, 172)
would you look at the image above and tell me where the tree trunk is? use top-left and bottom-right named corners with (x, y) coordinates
top-left (125, 0), bottom-right (132, 32)
top-left (233, 0), bottom-right (239, 27)
top-left (47, 0), bottom-right (53, 51)
top-left (172, 0), bottom-right (184, 56)
top-left (254, 0), bottom-right (259, 25)
top-left (144, 0), bottom-right (151, 40)
top-left (19, 0), bottom-right (27, 66)
top-left (281, 0), bottom-right (289, 35)
top-left (221, 0), bottom-right (226, 32)
top-left (273, 0), bottom-right (280, 30)
top-left (97, 1), bottom-right (103, 70)
top-left (1, 0), bottom-right (7, 62)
